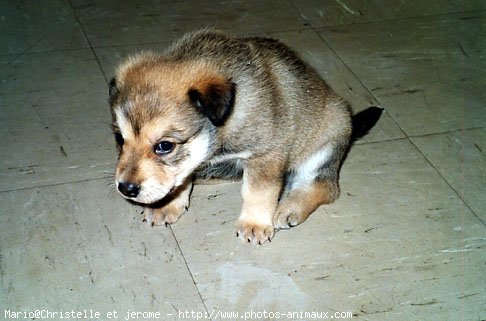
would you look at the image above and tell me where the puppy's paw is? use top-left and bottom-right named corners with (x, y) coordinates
top-left (143, 202), bottom-right (188, 226)
top-left (273, 206), bottom-right (305, 230)
top-left (235, 219), bottom-right (275, 245)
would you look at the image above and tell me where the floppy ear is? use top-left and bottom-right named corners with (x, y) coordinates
top-left (188, 79), bottom-right (236, 126)
top-left (108, 77), bottom-right (120, 105)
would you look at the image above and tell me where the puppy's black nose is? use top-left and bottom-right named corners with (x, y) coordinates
top-left (118, 182), bottom-right (140, 198)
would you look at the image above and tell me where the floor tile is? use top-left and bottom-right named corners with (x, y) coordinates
top-left (0, 50), bottom-right (105, 95)
top-left (0, 124), bottom-right (115, 193)
top-left (0, 50), bottom-right (116, 191)
top-left (0, 0), bottom-right (88, 55)
top-left (0, 179), bottom-right (205, 316)
top-left (0, 94), bottom-right (46, 133)
top-left (73, 0), bottom-right (307, 48)
top-left (412, 128), bottom-right (486, 222)
top-left (170, 139), bottom-right (485, 320)
top-left (291, 0), bottom-right (486, 27)
top-left (318, 12), bottom-right (486, 136)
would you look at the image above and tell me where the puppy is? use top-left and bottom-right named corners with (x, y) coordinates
top-left (109, 29), bottom-right (382, 244)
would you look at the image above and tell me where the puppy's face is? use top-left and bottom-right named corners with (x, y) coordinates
top-left (109, 55), bottom-right (235, 204)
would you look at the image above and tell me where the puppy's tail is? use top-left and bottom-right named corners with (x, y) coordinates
top-left (351, 106), bottom-right (384, 141)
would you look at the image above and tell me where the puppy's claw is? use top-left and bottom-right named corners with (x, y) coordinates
top-left (142, 200), bottom-right (187, 227)
top-left (235, 219), bottom-right (275, 245)
top-left (274, 208), bottom-right (304, 230)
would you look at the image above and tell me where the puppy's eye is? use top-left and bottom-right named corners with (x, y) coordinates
top-left (154, 141), bottom-right (175, 155)
top-left (114, 132), bottom-right (124, 146)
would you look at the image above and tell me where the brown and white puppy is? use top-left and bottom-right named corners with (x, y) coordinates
top-left (109, 29), bottom-right (382, 244)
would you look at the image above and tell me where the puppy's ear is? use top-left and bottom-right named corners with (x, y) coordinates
top-left (188, 79), bottom-right (235, 126)
top-left (108, 77), bottom-right (120, 105)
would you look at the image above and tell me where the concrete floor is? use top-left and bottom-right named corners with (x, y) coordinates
top-left (1, 1), bottom-right (485, 320)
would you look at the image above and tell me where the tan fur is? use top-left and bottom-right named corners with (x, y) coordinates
top-left (109, 30), bottom-right (353, 244)
top-left (274, 180), bottom-right (339, 229)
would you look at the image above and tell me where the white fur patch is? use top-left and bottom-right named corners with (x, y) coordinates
top-left (292, 144), bottom-right (333, 190)
top-left (114, 107), bottom-right (133, 140)
top-left (137, 177), bottom-right (171, 204)
top-left (209, 151), bottom-right (252, 164)
top-left (174, 130), bottom-right (212, 186)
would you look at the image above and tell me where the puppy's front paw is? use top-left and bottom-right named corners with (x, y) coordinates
top-left (235, 219), bottom-right (274, 245)
top-left (143, 202), bottom-right (187, 226)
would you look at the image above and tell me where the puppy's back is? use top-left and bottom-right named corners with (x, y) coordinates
top-left (165, 30), bottom-right (352, 157)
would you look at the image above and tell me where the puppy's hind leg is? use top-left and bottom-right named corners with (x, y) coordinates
top-left (274, 143), bottom-right (343, 229)
top-left (274, 179), bottom-right (339, 229)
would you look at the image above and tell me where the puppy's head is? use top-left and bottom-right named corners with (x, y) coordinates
top-left (109, 53), bottom-right (235, 204)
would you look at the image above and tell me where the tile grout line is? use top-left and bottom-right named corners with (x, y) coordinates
top-left (0, 27), bottom-right (310, 59)
top-left (3, 36), bottom-right (47, 66)
top-left (296, 7), bottom-right (486, 30)
top-left (169, 226), bottom-right (211, 319)
top-left (1, 9), bottom-right (483, 59)
top-left (0, 175), bottom-right (114, 194)
top-left (459, 1), bottom-right (466, 320)
top-left (459, 5), bottom-right (465, 320)
top-left (408, 139), bottom-right (485, 226)
top-left (66, 0), bottom-right (109, 84)
top-left (289, 2), bottom-right (485, 226)
top-left (0, 45), bottom-right (93, 59)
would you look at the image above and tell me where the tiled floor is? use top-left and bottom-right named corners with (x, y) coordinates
top-left (1, 1), bottom-right (484, 320)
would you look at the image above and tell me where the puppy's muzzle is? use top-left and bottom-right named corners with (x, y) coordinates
top-left (118, 181), bottom-right (140, 198)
